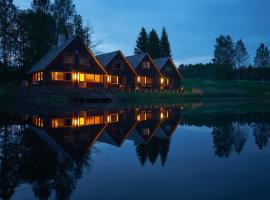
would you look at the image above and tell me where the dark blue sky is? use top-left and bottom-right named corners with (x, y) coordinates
top-left (14, 0), bottom-right (270, 65)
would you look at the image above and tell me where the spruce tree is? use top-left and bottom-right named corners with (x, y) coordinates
top-left (160, 27), bottom-right (171, 57)
top-left (148, 29), bottom-right (160, 58)
top-left (134, 27), bottom-right (148, 54)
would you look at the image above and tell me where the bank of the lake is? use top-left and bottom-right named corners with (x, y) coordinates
top-left (116, 79), bottom-right (270, 102)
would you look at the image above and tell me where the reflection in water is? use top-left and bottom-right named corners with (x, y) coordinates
top-left (1, 105), bottom-right (270, 199)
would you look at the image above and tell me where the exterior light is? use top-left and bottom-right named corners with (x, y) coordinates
top-left (161, 77), bottom-right (164, 84)
top-left (137, 76), bottom-right (141, 82)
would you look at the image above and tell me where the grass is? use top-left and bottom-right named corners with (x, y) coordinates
top-left (115, 79), bottom-right (270, 103)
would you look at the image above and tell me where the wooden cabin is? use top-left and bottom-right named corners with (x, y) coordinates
top-left (96, 50), bottom-right (137, 90)
top-left (154, 57), bottom-right (182, 90)
top-left (126, 53), bottom-right (163, 90)
top-left (27, 34), bottom-right (108, 89)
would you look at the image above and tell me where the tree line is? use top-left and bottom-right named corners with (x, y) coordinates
top-left (134, 27), bottom-right (172, 58)
top-left (0, 0), bottom-right (94, 81)
top-left (180, 35), bottom-right (270, 81)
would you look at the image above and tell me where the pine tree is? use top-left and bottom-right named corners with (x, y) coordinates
top-left (148, 29), bottom-right (160, 58)
top-left (160, 27), bottom-right (171, 57)
top-left (134, 27), bottom-right (148, 54)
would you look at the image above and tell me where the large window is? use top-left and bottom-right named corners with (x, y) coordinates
top-left (51, 72), bottom-right (71, 81)
top-left (94, 74), bottom-right (103, 83)
top-left (64, 53), bottom-right (75, 64)
top-left (111, 76), bottom-right (119, 84)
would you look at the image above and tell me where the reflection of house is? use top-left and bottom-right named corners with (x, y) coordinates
top-left (154, 57), bottom-right (182, 90)
top-left (96, 51), bottom-right (137, 89)
top-left (99, 109), bottom-right (137, 146)
top-left (155, 107), bottom-right (182, 139)
top-left (27, 35), bottom-right (108, 89)
top-left (126, 54), bottom-right (163, 89)
top-left (128, 108), bottom-right (162, 144)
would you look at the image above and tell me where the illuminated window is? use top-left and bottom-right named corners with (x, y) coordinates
top-left (32, 116), bottom-right (44, 127)
top-left (111, 76), bottom-right (119, 84)
top-left (86, 74), bottom-right (94, 82)
top-left (32, 72), bottom-right (43, 82)
top-left (79, 117), bottom-right (85, 126)
top-left (94, 74), bottom-right (103, 83)
top-left (79, 73), bottom-right (85, 81)
top-left (80, 55), bottom-right (90, 65)
top-left (94, 116), bottom-right (102, 124)
top-left (142, 61), bottom-right (150, 69)
top-left (64, 53), bottom-right (75, 64)
top-left (105, 113), bottom-right (119, 123)
top-left (51, 72), bottom-right (64, 80)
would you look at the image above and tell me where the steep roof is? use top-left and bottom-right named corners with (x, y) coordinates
top-left (27, 35), bottom-right (78, 74)
top-left (96, 50), bottom-right (121, 67)
top-left (97, 50), bottom-right (137, 75)
top-left (126, 53), bottom-right (163, 76)
top-left (126, 53), bottom-right (147, 69)
top-left (154, 57), bottom-right (182, 78)
top-left (27, 35), bottom-right (107, 74)
top-left (153, 57), bottom-right (170, 70)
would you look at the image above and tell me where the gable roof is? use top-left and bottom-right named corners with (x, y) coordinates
top-left (27, 36), bottom-right (77, 74)
top-left (27, 35), bottom-right (107, 74)
top-left (126, 53), bottom-right (163, 76)
top-left (96, 50), bottom-right (120, 67)
top-left (154, 57), bottom-right (183, 78)
top-left (97, 50), bottom-right (137, 76)
top-left (126, 53), bottom-right (147, 69)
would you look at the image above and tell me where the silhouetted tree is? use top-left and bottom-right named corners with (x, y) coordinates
top-left (52, 0), bottom-right (75, 37)
top-left (253, 123), bottom-right (270, 149)
top-left (32, 0), bottom-right (50, 13)
top-left (148, 29), bottom-right (160, 58)
top-left (136, 144), bottom-right (148, 165)
top-left (213, 35), bottom-right (235, 80)
top-left (234, 39), bottom-right (249, 69)
top-left (16, 10), bottom-right (56, 72)
top-left (73, 14), bottom-right (90, 46)
top-left (159, 140), bottom-right (170, 166)
top-left (0, 0), bottom-right (18, 78)
top-left (134, 27), bottom-right (148, 54)
top-left (160, 27), bottom-right (172, 57)
top-left (254, 43), bottom-right (270, 82)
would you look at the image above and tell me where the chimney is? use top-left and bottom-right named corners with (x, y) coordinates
top-left (58, 34), bottom-right (65, 47)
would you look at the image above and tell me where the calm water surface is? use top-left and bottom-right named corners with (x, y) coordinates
top-left (1, 102), bottom-right (270, 200)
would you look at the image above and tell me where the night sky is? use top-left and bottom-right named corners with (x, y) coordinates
top-left (14, 0), bottom-right (270, 65)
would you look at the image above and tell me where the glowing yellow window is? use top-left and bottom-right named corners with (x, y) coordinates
top-left (79, 73), bottom-right (85, 81)
top-left (86, 74), bottom-right (94, 82)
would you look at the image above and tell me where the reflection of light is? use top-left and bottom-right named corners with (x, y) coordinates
top-left (79, 117), bottom-right (85, 126)
top-left (136, 114), bottom-right (141, 121)
top-left (160, 112), bottom-right (164, 119)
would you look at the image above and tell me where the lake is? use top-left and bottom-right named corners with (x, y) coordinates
top-left (1, 100), bottom-right (270, 200)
